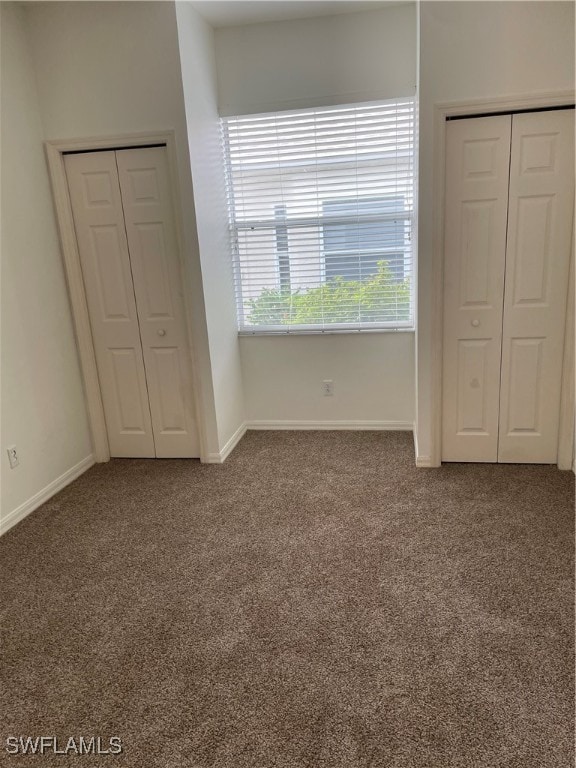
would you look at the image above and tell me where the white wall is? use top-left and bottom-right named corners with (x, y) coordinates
top-left (1, 3), bottom-right (92, 528)
top-left (216, 3), bottom-right (417, 115)
top-left (417, 1), bottom-right (575, 464)
top-left (176, 3), bottom-right (245, 453)
top-left (241, 333), bottom-right (414, 426)
top-left (24, 0), bottom-right (224, 458)
top-left (215, 3), bottom-right (418, 427)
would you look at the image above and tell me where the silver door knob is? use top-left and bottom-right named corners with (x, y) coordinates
top-left (157, 329), bottom-right (166, 336)
top-left (471, 319), bottom-right (480, 327)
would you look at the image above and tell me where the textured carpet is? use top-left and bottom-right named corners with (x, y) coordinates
top-left (0, 431), bottom-right (573, 767)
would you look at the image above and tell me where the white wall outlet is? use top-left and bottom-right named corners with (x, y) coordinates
top-left (7, 445), bottom-right (19, 469)
top-left (322, 379), bottom-right (334, 396)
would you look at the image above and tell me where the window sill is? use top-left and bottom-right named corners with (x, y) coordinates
top-left (238, 327), bottom-right (415, 337)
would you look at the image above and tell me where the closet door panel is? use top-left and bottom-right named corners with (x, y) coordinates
top-left (65, 152), bottom-right (155, 458)
top-left (498, 110), bottom-right (574, 463)
top-left (442, 115), bottom-right (512, 462)
top-left (116, 147), bottom-right (199, 458)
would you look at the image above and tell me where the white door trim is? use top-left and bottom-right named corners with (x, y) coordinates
top-left (426, 90), bottom-right (575, 468)
top-left (45, 131), bottom-right (207, 462)
top-left (557, 219), bottom-right (575, 470)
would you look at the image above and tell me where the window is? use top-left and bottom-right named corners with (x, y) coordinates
top-left (322, 197), bottom-right (407, 283)
top-left (221, 98), bottom-right (415, 333)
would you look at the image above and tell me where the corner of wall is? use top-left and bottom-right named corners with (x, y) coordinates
top-left (175, 2), bottom-right (246, 460)
top-left (1, 1), bottom-right (94, 527)
top-left (204, 422), bottom-right (247, 464)
top-left (1, 455), bottom-right (95, 537)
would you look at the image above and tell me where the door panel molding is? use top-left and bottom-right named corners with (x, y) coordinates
top-left (46, 132), bottom-right (206, 461)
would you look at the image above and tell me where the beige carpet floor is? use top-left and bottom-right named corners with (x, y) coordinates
top-left (0, 431), bottom-right (573, 767)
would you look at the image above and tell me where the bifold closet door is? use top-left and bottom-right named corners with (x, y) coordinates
top-left (115, 148), bottom-right (199, 459)
top-left (442, 115), bottom-right (512, 462)
top-left (498, 110), bottom-right (574, 463)
top-left (442, 109), bottom-right (574, 464)
top-left (65, 148), bottom-right (199, 459)
top-left (65, 151), bottom-right (155, 458)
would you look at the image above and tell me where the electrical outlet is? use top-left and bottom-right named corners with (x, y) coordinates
top-left (7, 445), bottom-right (19, 469)
top-left (322, 379), bottom-right (334, 396)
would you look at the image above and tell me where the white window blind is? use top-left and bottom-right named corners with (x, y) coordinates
top-left (221, 98), bottom-right (415, 333)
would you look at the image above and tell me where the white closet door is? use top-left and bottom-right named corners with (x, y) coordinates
top-left (116, 148), bottom-right (199, 459)
top-left (442, 115), bottom-right (512, 462)
top-left (65, 151), bottom-right (155, 458)
top-left (498, 110), bottom-right (574, 463)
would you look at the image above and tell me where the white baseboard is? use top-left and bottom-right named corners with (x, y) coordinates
top-left (204, 423), bottom-right (247, 464)
top-left (557, 455), bottom-right (575, 471)
top-left (412, 427), bottom-right (438, 468)
top-left (246, 420), bottom-right (414, 431)
top-left (0, 454), bottom-right (95, 537)
top-left (205, 421), bottom-right (414, 462)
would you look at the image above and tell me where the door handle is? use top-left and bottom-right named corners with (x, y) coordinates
top-left (157, 329), bottom-right (166, 336)
top-left (471, 319), bottom-right (480, 327)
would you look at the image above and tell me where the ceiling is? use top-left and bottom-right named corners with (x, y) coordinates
top-left (190, 1), bottom-right (406, 28)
